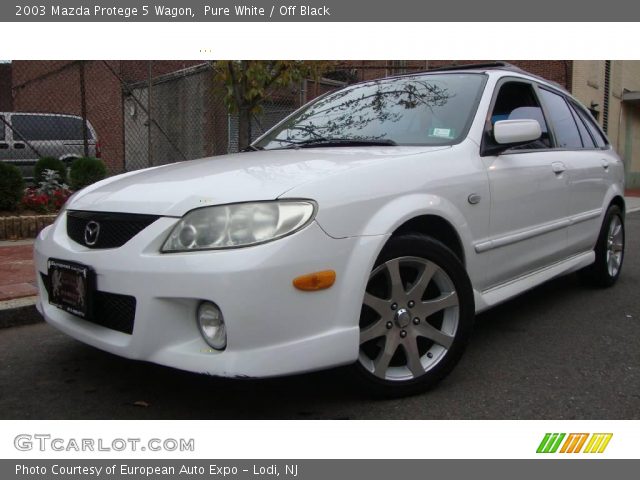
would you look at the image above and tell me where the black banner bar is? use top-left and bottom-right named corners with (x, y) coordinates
top-left (3, 460), bottom-right (639, 480)
top-left (5, 0), bottom-right (640, 22)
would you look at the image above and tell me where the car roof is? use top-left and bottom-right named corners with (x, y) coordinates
top-left (367, 62), bottom-right (571, 97)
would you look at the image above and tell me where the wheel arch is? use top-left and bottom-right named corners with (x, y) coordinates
top-left (355, 194), bottom-right (474, 269)
top-left (392, 214), bottom-right (466, 266)
top-left (609, 195), bottom-right (626, 216)
top-left (312, 192), bottom-right (480, 286)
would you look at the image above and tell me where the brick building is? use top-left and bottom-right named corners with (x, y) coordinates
top-left (9, 60), bottom-right (575, 176)
top-left (10, 61), bottom-right (207, 173)
top-left (0, 63), bottom-right (13, 111)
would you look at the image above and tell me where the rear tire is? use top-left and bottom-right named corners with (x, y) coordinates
top-left (350, 234), bottom-right (475, 398)
top-left (578, 204), bottom-right (625, 288)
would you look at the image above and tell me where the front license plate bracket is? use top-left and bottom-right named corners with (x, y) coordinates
top-left (47, 258), bottom-right (95, 320)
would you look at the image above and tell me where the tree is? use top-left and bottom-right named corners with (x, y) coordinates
top-left (212, 61), bottom-right (328, 151)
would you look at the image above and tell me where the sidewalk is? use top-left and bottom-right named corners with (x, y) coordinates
top-left (624, 194), bottom-right (640, 211)
top-left (0, 239), bottom-right (40, 328)
top-left (0, 239), bottom-right (37, 302)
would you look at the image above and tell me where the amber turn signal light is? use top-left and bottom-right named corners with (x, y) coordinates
top-left (293, 270), bottom-right (336, 291)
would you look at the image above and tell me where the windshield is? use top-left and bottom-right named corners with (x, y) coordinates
top-left (254, 73), bottom-right (487, 150)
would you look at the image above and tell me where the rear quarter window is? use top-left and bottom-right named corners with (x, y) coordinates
top-left (568, 103), bottom-right (595, 148)
top-left (572, 103), bottom-right (608, 148)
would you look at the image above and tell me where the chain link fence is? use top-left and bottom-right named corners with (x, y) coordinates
top-left (4, 60), bottom-right (569, 181)
top-left (5, 60), bottom-right (359, 180)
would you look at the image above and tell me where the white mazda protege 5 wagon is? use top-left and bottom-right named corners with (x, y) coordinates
top-left (35, 63), bottom-right (625, 396)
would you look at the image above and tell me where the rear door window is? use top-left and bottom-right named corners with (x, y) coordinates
top-left (538, 89), bottom-right (582, 149)
top-left (11, 114), bottom-right (91, 141)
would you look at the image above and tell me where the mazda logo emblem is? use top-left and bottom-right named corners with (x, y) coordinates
top-left (84, 221), bottom-right (101, 246)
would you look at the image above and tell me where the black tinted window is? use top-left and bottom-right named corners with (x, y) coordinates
top-left (573, 104), bottom-right (608, 148)
top-left (539, 89), bottom-right (582, 149)
top-left (0, 116), bottom-right (5, 141)
top-left (11, 114), bottom-right (91, 141)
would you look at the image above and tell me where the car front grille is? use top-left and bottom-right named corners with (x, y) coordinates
top-left (41, 273), bottom-right (136, 334)
top-left (66, 210), bottom-right (160, 249)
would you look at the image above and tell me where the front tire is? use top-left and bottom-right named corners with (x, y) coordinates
top-left (579, 204), bottom-right (625, 288)
top-left (351, 234), bottom-right (475, 397)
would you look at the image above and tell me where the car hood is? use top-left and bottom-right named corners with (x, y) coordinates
top-left (70, 146), bottom-right (450, 216)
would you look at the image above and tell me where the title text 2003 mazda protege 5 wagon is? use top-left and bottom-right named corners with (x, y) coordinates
top-left (35, 63), bottom-right (625, 396)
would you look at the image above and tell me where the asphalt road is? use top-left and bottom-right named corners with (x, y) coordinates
top-left (1, 214), bottom-right (638, 420)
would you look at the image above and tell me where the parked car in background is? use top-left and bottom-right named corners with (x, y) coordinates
top-left (0, 112), bottom-right (99, 181)
top-left (34, 63), bottom-right (625, 396)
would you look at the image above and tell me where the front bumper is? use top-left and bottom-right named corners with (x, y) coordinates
top-left (34, 214), bottom-right (386, 378)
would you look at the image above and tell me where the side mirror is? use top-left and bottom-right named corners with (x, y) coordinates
top-left (493, 119), bottom-right (542, 145)
top-left (481, 119), bottom-right (542, 156)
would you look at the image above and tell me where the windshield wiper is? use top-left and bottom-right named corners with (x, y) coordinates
top-left (283, 138), bottom-right (398, 149)
top-left (242, 145), bottom-right (264, 152)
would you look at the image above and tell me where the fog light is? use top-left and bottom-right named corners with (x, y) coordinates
top-left (197, 301), bottom-right (226, 350)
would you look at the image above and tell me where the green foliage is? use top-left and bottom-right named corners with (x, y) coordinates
top-left (0, 162), bottom-right (25, 211)
top-left (213, 61), bottom-right (317, 114)
top-left (212, 61), bottom-right (332, 149)
top-left (34, 157), bottom-right (67, 184)
top-left (69, 157), bottom-right (107, 190)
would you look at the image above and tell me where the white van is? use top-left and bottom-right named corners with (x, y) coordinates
top-left (0, 112), bottom-right (99, 181)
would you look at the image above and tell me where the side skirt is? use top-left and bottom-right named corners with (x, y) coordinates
top-left (473, 251), bottom-right (595, 313)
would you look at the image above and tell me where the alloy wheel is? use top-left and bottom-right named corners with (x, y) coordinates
top-left (606, 215), bottom-right (624, 277)
top-left (358, 256), bottom-right (460, 382)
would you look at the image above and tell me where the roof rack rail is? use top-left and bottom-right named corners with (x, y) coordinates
top-left (386, 62), bottom-right (527, 80)
top-left (356, 62), bottom-right (569, 95)
top-left (415, 61), bottom-right (569, 93)
top-left (423, 62), bottom-right (519, 73)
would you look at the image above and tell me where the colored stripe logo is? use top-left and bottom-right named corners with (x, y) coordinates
top-left (537, 433), bottom-right (612, 453)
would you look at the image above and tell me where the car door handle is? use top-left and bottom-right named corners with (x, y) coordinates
top-left (13, 142), bottom-right (26, 149)
top-left (551, 162), bottom-right (566, 174)
top-left (601, 159), bottom-right (610, 170)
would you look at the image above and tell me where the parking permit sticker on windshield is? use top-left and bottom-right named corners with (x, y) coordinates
top-left (428, 127), bottom-right (455, 139)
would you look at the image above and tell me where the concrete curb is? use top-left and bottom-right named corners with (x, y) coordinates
top-left (0, 296), bottom-right (43, 329)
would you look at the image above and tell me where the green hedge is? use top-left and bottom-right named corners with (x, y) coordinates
top-left (34, 157), bottom-right (67, 184)
top-left (69, 157), bottom-right (107, 190)
top-left (0, 163), bottom-right (25, 211)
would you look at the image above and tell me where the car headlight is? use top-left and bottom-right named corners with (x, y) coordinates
top-left (161, 200), bottom-right (316, 252)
